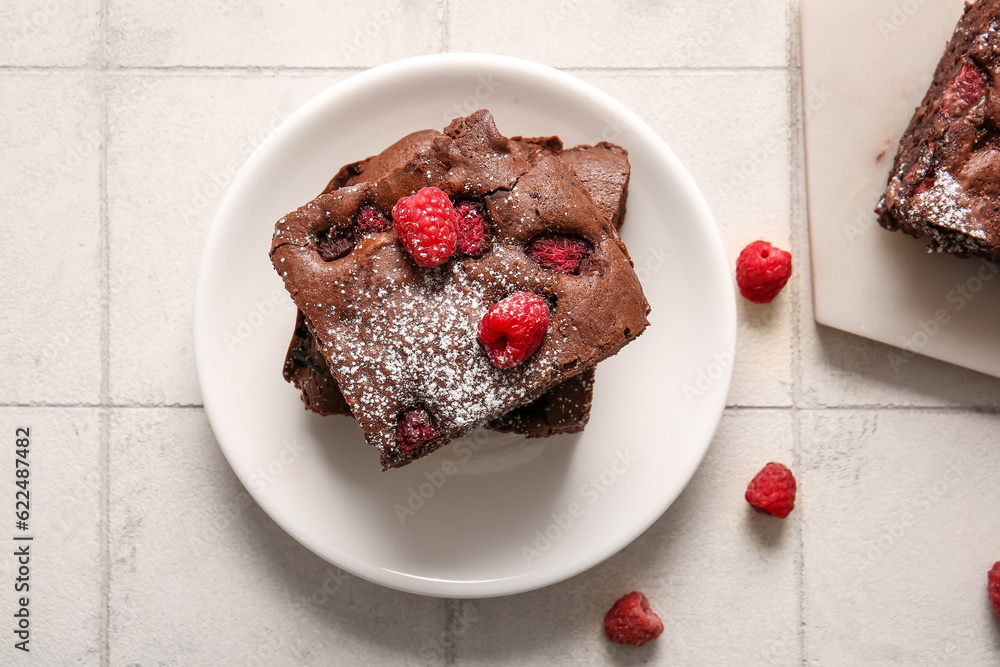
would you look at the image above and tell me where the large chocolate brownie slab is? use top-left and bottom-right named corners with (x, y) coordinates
top-left (283, 133), bottom-right (631, 439)
top-left (877, 0), bottom-right (1000, 260)
top-left (270, 110), bottom-right (649, 469)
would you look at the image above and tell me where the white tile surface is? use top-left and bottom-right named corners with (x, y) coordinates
top-left (0, 408), bottom-right (102, 665)
top-left (454, 410), bottom-right (800, 666)
top-left (109, 408), bottom-right (447, 665)
top-left (800, 410), bottom-right (1000, 666)
top-left (449, 0), bottom-right (789, 68)
top-left (0, 0), bottom-right (101, 66)
top-left (1, 1), bottom-right (999, 665)
top-left (577, 70), bottom-right (794, 407)
top-left (107, 0), bottom-right (443, 67)
top-left (0, 73), bottom-right (103, 404)
top-left (107, 73), bottom-right (350, 405)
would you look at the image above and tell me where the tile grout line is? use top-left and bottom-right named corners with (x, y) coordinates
top-left (441, 0), bottom-right (450, 52)
top-left (444, 599), bottom-right (456, 666)
top-left (439, 2), bottom-right (459, 662)
top-left (0, 64), bottom-right (796, 75)
top-left (786, 0), bottom-right (807, 663)
top-left (97, 0), bottom-right (111, 663)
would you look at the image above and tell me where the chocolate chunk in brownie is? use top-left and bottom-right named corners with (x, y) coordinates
top-left (270, 110), bottom-right (650, 469)
top-left (876, 0), bottom-right (1000, 260)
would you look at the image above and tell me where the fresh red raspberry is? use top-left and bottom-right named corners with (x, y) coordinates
top-left (355, 206), bottom-right (392, 234)
top-left (735, 240), bottom-right (792, 304)
top-left (603, 591), bottom-right (664, 647)
top-left (989, 561), bottom-right (1000, 617)
top-left (395, 406), bottom-right (439, 453)
top-left (454, 200), bottom-right (490, 258)
top-left (940, 64), bottom-right (985, 117)
top-left (745, 462), bottom-right (797, 518)
top-left (391, 187), bottom-right (458, 267)
top-left (915, 177), bottom-right (935, 194)
top-left (317, 230), bottom-right (354, 261)
top-left (525, 233), bottom-right (593, 274)
top-left (477, 292), bottom-right (550, 369)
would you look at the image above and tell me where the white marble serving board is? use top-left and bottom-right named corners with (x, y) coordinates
top-left (801, 0), bottom-right (1000, 378)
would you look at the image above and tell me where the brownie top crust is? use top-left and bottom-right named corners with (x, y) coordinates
top-left (270, 110), bottom-right (649, 469)
top-left (283, 134), bottom-right (631, 440)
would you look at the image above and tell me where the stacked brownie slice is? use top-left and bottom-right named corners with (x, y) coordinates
top-left (270, 110), bottom-right (650, 469)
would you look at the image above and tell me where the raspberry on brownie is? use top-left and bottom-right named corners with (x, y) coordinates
top-left (283, 129), bottom-right (633, 441)
top-left (270, 110), bottom-right (649, 469)
top-left (876, 0), bottom-right (1000, 260)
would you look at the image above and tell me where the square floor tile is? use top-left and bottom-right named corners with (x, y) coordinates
top-left (0, 73), bottom-right (102, 404)
top-left (107, 0), bottom-right (442, 67)
top-left (800, 409), bottom-right (1000, 666)
top-left (109, 407), bottom-right (447, 665)
top-left (449, 0), bottom-right (789, 68)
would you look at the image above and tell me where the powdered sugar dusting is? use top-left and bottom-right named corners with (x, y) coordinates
top-left (269, 112), bottom-right (651, 468)
top-left (322, 244), bottom-right (557, 456)
top-left (914, 170), bottom-right (982, 239)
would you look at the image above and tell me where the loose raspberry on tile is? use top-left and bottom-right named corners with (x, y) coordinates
top-left (317, 230), bottom-right (354, 261)
top-left (454, 200), bottom-right (491, 258)
top-left (355, 206), bottom-right (392, 234)
top-left (989, 561), bottom-right (1000, 617)
top-left (391, 187), bottom-right (458, 267)
top-left (477, 292), bottom-right (550, 369)
top-left (745, 462), bottom-right (797, 518)
top-left (603, 591), bottom-right (664, 647)
top-left (395, 406), bottom-right (439, 453)
top-left (735, 240), bottom-right (792, 304)
top-left (525, 233), bottom-right (593, 274)
top-left (940, 63), bottom-right (985, 117)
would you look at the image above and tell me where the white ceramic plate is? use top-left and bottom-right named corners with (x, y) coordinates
top-left (194, 53), bottom-right (735, 598)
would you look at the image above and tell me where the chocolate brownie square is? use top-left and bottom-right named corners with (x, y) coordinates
top-left (876, 0), bottom-right (1000, 260)
top-left (283, 133), bottom-right (632, 439)
top-left (270, 110), bottom-right (649, 469)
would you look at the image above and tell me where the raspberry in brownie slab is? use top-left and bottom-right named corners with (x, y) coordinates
top-left (876, 0), bottom-right (1000, 260)
top-left (271, 110), bottom-right (649, 469)
top-left (283, 130), bottom-right (633, 440)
